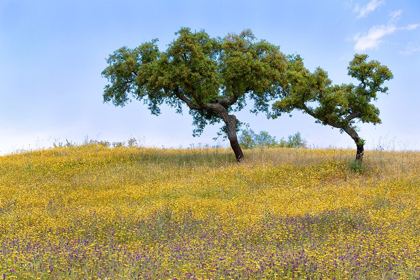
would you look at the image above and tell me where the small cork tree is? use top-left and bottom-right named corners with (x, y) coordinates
top-left (272, 54), bottom-right (393, 162)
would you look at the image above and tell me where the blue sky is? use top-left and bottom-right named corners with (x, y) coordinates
top-left (1, 0), bottom-right (419, 154)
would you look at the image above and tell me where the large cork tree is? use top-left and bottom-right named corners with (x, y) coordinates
top-left (102, 28), bottom-right (287, 161)
top-left (272, 54), bottom-right (393, 162)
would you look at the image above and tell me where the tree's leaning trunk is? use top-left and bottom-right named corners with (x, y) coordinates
top-left (344, 126), bottom-right (364, 162)
top-left (229, 135), bottom-right (244, 162)
top-left (225, 115), bottom-right (244, 162)
top-left (356, 142), bottom-right (364, 162)
top-left (203, 102), bottom-right (244, 162)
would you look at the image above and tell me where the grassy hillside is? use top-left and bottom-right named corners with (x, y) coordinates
top-left (0, 145), bottom-right (419, 279)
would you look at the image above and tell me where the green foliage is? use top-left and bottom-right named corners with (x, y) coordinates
top-left (127, 138), bottom-right (138, 148)
top-left (238, 129), bottom-right (256, 149)
top-left (102, 28), bottom-right (287, 137)
top-left (273, 54), bottom-right (393, 130)
top-left (239, 129), bottom-right (276, 149)
top-left (349, 160), bottom-right (365, 174)
top-left (271, 54), bottom-right (392, 160)
top-left (112, 141), bottom-right (125, 148)
top-left (282, 131), bottom-right (307, 148)
top-left (239, 129), bottom-right (307, 149)
top-left (53, 139), bottom-right (76, 148)
top-left (357, 138), bottom-right (365, 146)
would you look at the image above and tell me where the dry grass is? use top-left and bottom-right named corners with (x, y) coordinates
top-left (0, 145), bottom-right (419, 279)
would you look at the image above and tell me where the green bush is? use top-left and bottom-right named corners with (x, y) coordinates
top-left (239, 129), bottom-right (307, 149)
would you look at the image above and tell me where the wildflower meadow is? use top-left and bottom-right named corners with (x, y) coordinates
top-left (0, 145), bottom-right (419, 279)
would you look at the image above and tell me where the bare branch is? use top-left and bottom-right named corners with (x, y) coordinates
top-left (173, 87), bottom-right (201, 110)
top-left (215, 97), bottom-right (236, 106)
top-left (345, 111), bottom-right (361, 121)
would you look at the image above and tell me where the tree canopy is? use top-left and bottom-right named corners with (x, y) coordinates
top-left (102, 28), bottom-right (287, 161)
top-left (272, 54), bottom-right (393, 161)
top-left (102, 28), bottom-right (393, 162)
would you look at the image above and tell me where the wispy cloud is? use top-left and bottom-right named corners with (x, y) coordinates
top-left (389, 10), bottom-right (402, 22)
top-left (353, 23), bottom-right (420, 52)
top-left (406, 23), bottom-right (420, 30)
top-left (353, 25), bottom-right (396, 51)
top-left (352, 8), bottom-right (420, 52)
top-left (354, 0), bottom-right (385, 19)
top-left (400, 43), bottom-right (420, 55)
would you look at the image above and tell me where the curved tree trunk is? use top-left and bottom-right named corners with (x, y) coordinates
top-left (356, 142), bottom-right (364, 162)
top-left (344, 126), bottom-right (364, 162)
top-left (203, 102), bottom-right (244, 162)
top-left (225, 115), bottom-right (244, 162)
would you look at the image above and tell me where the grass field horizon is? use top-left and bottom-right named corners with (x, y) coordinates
top-left (0, 144), bottom-right (419, 279)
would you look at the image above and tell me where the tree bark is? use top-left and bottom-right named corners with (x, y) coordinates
top-left (203, 102), bottom-right (244, 162)
top-left (225, 115), bottom-right (244, 162)
top-left (344, 126), bottom-right (364, 162)
top-left (228, 135), bottom-right (244, 162)
top-left (356, 143), bottom-right (364, 162)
